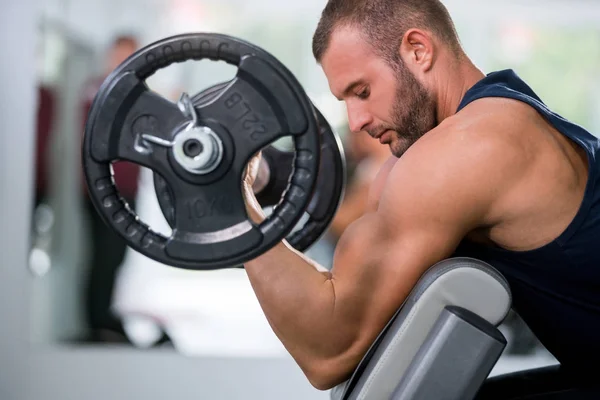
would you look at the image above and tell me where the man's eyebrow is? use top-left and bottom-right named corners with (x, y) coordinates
top-left (335, 79), bottom-right (366, 100)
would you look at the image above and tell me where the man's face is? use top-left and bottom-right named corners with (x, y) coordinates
top-left (108, 42), bottom-right (138, 72)
top-left (321, 26), bottom-right (437, 157)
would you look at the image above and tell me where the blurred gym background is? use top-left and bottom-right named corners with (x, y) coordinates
top-left (3, 0), bottom-right (600, 399)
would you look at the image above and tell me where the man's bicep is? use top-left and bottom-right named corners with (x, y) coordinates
top-left (327, 207), bottom-right (465, 356)
top-left (329, 159), bottom-right (485, 337)
top-left (329, 213), bottom-right (407, 330)
top-left (333, 156), bottom-right (477, 288)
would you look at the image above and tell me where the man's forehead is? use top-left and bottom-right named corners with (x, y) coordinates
top-left (321, 27), bottom-right (376, 98)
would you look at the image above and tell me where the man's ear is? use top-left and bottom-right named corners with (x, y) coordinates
top-left (399, 29), bottom-right (434, 73)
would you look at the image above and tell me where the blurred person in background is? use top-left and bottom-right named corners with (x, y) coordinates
top-left (80, 34), bottom-right (141, 342)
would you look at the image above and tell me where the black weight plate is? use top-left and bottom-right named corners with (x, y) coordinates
top-left (286, 106), bottom-right (346, 252)
top-left (81, 33), bottom-right (321, 270)
top-left (155, 81), bottom-right (345, 253)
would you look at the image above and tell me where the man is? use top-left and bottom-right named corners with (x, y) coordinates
top-left (81, 34), bottom-right (141, 203)
top-left (81, 34), bottom-right (141, 341)
top-left (241, 0), bottom-right (600, 390)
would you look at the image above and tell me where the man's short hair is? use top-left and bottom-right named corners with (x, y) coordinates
top-left (312, 0), bottom-right (462, 66)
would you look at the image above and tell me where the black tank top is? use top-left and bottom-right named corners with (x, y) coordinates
top-left (453, 69), bottom-right (600, 374)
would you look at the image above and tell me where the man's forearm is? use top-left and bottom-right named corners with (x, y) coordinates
top-left (241, 171), bottom-right (366, 387)
top-left (243, 241), bottom-right (356, 383)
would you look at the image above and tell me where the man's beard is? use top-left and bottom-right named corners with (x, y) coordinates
top-left (368, 63), bottom-right (437, 157)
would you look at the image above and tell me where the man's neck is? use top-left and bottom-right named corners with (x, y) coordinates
top-left (435, 59), bottom-right (485, 123)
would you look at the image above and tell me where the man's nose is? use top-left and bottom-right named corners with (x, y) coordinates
top-left (347, 103), bottom-right (372, 133)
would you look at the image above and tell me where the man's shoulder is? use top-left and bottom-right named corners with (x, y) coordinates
top-left (403, 109), bottom-right (526, 175)
top-left (383, 112), bottom-right (530, 217)
top-left (455, 96), bottom-right (539, 133)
